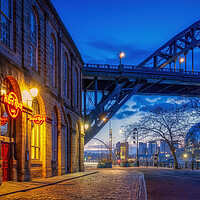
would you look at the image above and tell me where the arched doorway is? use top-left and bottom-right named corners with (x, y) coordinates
top-left (51, 108), bottom-right (58, 176)
top-left (66, 114), bottom-right (72, 173)
top-left (65, 123), bottom-right (68, 173)
top-left (51, 106), bottom-right (61, 176)
top-left (1, 77), bottom-right (22, 182)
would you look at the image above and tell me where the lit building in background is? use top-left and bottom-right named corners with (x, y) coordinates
top-left (148, 141), bottom-right (157, 156)
top-left (138, 142), bottom-right (147, 156)
top-left (160, 140), bottom-right (171, 154)
top-left (116, 142), bottom-right (129, 162)
top-left (0, 0), bottom-right (84, 185)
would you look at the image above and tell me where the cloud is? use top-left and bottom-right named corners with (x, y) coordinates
top-left (85, 40), bottom-right (152, 65)
top-left (121, 105), bottom-right (129, 110)
top-left (131, 96), bottom-right (152, 106)
top-left (114, 110), bottom-right (138, 120)
top-left (131, 104), bottom-right (141, 110)
top-left (139, 102), bottom-right (173, 112)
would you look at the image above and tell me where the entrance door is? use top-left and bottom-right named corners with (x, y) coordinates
top-left (1, 142), bottom-right (10, 182)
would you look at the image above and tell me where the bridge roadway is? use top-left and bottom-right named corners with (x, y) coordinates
top-left (83, 63), bottom-right (200, 96)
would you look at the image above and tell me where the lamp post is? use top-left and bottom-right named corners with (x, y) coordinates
top-left (178, 56), bottom-right (184, 70)
top-left (117, 51), bottom-right (125, 66)
top-left (133, 127), bottom-right (139, 167)
top-left (183, 153), bottom-right (187, 168)
top-left (192, 145), bottom-right (194, 171)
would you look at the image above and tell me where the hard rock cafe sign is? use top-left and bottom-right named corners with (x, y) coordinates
top-left (2, 92), bottom-right (23, 118)
top-left (29, 115), bottom-right (46, 125)
top-left (0, 116), bottom-right (8, 126)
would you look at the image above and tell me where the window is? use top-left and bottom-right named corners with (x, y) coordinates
top-left (31, 99), bottom-right (40, 160)
top-left (50, 36), bottom-right (55, 86)
top-left (63, 55), bottom-right (68, 98)
top-left (30, 9), bottom-right (38, 70)
top-left (0, 0), bottom-right (12, 47)
top-left (52, 109), bottom-right (57, 161)
top-left (74, 68), bottom-right (78, 107)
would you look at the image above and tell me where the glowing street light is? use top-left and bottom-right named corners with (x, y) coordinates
top-left (178, 56), bottom-right (184, 70)
top-left (179, 57), bottom-right (184, 63)
top-left (30, 88), bottom-right (38, 98)
top-left (117, 51), bottom-right (125, 65)
top-left (84, 124), bottom-right (89, 130)
top-left (103, 118), bottom-right (106, 122)
top-left (183, 153), bottom-right (187, 158)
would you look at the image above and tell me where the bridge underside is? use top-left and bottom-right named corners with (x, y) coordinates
top-left (83, 20), bottom-right (200, 145)
top-left (83, 67), bottom-right (200, 144)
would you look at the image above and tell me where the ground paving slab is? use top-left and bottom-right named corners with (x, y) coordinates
top-left (0, 171), bottom-right (98, 197)
top-left (0, 169), bottom-right (143, 200)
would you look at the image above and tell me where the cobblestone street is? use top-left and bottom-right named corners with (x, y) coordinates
top-left (0, 169), bottom-right (141, 200)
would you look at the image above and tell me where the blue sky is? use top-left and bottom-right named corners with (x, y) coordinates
top-left (51, 0), bottom-right (200, 150)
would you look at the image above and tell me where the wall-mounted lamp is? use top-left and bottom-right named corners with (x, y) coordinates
top-left (84, 124), bottom-right (89, 130)
top-left (30, 88), bottom-right (38, 98)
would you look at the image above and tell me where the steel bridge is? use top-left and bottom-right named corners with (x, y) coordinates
top-left (83, 20), bottom-right (200, 145)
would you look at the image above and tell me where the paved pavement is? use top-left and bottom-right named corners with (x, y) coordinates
top-left (1, 166), bottom-right (198, 200)
top-left (134, 167), bottom-right (200, 200)
top-left (0, 168), bottom-right (142, 200)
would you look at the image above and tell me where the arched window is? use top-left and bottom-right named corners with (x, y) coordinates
top-left (31, 99), bottom-right (40, 160)
top-left (30, 8), bottom-right (38, 70)
top-left (0, 0), bottom-right (12, 47)
top-left (63, 55), bottom-right (68, 98)
top-left (52, 109), bottom-right (57, 161)
top-left (50, 35), bottom-right (55, 87)
top-left (74, 68), bottom-right (78, 107)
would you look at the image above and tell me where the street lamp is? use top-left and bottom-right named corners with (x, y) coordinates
top-left (183, 153), bottom-right (188, 168)
top-left (84, 124), bottom-right (89, 130)
top-left (133, 127), bottom-right (139, 167)
top-left (117, 51), bottom-right (125, 65)
top-left (30, 88), bottom-right (38, 98)
top-left (192, 145), bottom-right (195, 171)
top-left (178, 56), bottom-right (184, 70)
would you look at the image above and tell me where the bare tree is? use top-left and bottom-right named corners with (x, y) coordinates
top-left (124, 103), bottom-right (193, 169)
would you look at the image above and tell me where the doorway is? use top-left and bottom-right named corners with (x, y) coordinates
top-left (1, 142), bottom-right (10, 182)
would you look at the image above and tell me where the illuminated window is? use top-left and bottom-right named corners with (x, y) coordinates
top-left (63, 55), bottom-right (68, 98)
top-left (0, 0), bottom-right (12, 47)
top-left (74, 68), bottom-right (78, 107)
top-left (30, 8), bottom-right (38, 70)
top-left (52, 109), bottom-right (57, 161)
top-left (31, 99), bottom-right (40, 160)
top-left (50, 35), bottom-right (55, 87)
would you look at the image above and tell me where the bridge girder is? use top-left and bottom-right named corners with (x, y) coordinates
top-left (137, 20), bottom-right (200, 69)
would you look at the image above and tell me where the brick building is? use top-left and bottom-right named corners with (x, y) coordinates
top-left (0, 0), bottom-right (84, 185)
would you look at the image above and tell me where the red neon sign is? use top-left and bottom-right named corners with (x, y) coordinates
top-left (0, 116), bottom-right (8, 126)
top-left (2, 92), bottom-right (23, 118)
top-left (29, 115), bottom-right (46, 125)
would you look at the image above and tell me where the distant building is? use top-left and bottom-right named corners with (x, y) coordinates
top-left (160, 140), bottom-right (171, 154)
top-left (116, 142), bottom-right (129, 161)
top-left (148, 141), bottom-right (157, 155)
top-left (139, 142), bottom-right (147, 155)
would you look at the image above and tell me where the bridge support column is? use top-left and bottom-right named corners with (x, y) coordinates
top-left (84, 89), bottom-right (86, 118)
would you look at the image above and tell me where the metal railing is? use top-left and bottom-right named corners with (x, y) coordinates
top-left (83, 63), bottom-right (200, 76)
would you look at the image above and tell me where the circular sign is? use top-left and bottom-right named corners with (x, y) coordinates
top-left (29, 115), bottom-right (46, 125)
top-left (3, 92), bottom-right (23, 118)
top-left (0, 116), bottom-right (8, 126)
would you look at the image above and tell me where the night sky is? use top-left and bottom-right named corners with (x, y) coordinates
top-left (51, 0), bottom-right (200, 150)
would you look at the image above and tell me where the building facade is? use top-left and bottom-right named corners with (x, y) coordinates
top-left (0, 0), bottom-right (84, 185)
top-left (148, 141), bottom-right (157, 156)
top-left (138, 142), bottom-right (147, 156)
